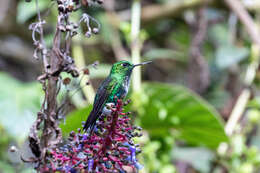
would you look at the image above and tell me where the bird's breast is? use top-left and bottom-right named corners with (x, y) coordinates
top-left (102, 103), bottom-right (113, 115)
top-left (122, 76), bottom-right (130, 96)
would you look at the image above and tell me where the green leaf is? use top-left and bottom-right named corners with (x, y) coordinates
top-left (0, 73), bottom-right (42, 141)
top-left (208, 24), bottom-right (249, 69)
top-left (215, 45), bottom-right (249, 69)
top-left (17, 0), bottom-right (49, 23)
top-left (138, 82), bottom-right (228, 149)
top-left (60, 105), bottom-right (93, 136)
top-left (159, 165), bottom-right (176, 173)
top-left (143, 48), bottom-right (186, 62)
top-left (208, 24), bottom-right (230, 46)
top-left (172, 147), bottom-right (214, 173)
top-left (0, 161), bottom-right (15, 173)
top-left (169, 24), bottom-right (191, 51)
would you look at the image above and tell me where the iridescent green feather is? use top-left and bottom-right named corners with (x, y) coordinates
top-left (83, 61), bottom-right (134, 132)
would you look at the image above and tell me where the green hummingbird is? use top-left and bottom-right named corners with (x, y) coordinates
top-left (83, 60), bottom-right (151, 133)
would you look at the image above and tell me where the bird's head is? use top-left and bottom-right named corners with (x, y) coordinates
top-left (110, 60), bottom-right (152, 77)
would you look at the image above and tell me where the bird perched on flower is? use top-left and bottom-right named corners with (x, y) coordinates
top-left (83, 60), bottom-right (151, 134)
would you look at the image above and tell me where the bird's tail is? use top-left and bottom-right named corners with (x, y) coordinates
top-left (83, 110), bottom-right (97, 135)
top-left (83, 123), bottom-right (96, 136)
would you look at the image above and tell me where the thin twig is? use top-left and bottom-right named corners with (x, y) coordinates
top-left (118, 0), bottom-right (212, 24)
top-left (225, 45), bottom-right (260, 136)
top-left (219, 45), bottom-right (260, 155)
top-left (218, 0), bottom-right (260, 155)
top-left (224, 0), bottom-right (260, 46)
top-left (131, 0), bottom-right (142, 93)
top-left (187, 7), bottom-right (210, 94)
top-left (223, 0), bottom-right (260, 136)
top-left (35, 0), bottom-right (49, 72)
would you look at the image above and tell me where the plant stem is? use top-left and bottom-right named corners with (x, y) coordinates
top-left (218, 0), bottom-right (260, 155)
top-left (72, 42), bottom-right (95, 104)
top-left (218, 45), bottom-right (260, 155)
top-left (224, 0), bottom-right (260, 46)
top-left (100, 100), bottom-right (122, 155)
top-left (118, 0), bottom-right (211, 24)
top-left (35, 0), bottom-right (49, 71)
top-left (225, 45), bottom-right (260, 136)
top-left (131, 0), bottom-right (142, 93)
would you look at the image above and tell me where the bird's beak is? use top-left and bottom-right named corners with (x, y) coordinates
top-left (133, 61), bottom-right (152, 67)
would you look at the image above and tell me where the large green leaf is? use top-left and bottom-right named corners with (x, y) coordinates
top-left (60, 105), bottom-right (93, 136)
top-left (0, 73), bottom-right (42, 141)
top-left (138, 82), bottom-right (228, 149)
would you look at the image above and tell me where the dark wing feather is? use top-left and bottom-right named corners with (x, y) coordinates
top-left (83, 77), bottom-right (113, 132)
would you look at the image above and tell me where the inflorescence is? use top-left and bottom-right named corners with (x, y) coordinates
top-left (40, 99), bottom-right (143, 173)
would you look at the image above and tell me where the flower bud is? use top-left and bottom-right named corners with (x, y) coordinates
top-left (93, 28), bottom-right (99, 34)
top-left (85, 31), bottom-right (92, 38)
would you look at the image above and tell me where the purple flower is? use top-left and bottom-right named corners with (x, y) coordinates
top-left (88, 159), bottom-right (94, 172)
top-left (40, 99), bottom-right (142, 172)
top-left (129, 145), bottom-right (137, 163)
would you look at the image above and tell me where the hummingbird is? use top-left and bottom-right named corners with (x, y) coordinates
top-left (83, 60), bottom-right (151, 134)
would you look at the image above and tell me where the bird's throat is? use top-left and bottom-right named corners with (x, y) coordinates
top-left (123, 76), bottom-right (130, 94)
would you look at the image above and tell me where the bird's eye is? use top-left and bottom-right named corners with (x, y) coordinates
top-left (121, 63), bottom-right (128, 67)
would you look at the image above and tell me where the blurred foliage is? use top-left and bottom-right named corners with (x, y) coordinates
top-left (138, 82), bottom-right (228, 149)
top-left (2, 0), bottom-right (260, 172)
top-left (143, 48), bottom-right (186, 62)
top-left (216, 104), bottom-right (260, 173)
top-left (0, 73), bottom-right (42, 141)
top-left (0, 73), bottom-right (42, 172)
top-left (172, 147), bottom-right (214, 172)
top-left (208, 24), bottom-right (249, 69)
top-left (17, 0), bottom-right (49, 23)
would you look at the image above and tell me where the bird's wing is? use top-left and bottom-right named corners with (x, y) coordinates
top-left (83, 77), bottom-right (115, 132)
